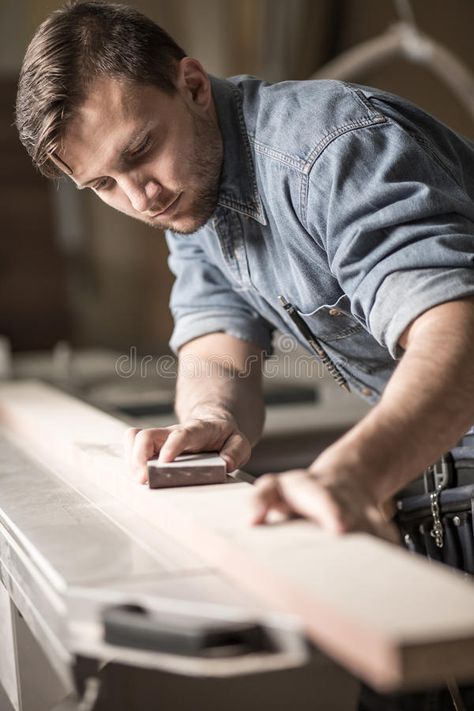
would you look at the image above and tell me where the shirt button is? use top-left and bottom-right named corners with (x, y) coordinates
top-left (328, 308), bottom-right (343, 316)
top-left (361, 387), bottom-right (373, 397)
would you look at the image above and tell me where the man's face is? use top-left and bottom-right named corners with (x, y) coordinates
top-left (60, 64), bottom-right (222, 234)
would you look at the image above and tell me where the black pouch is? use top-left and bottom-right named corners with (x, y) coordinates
top-left (451, 444), bottom-right (474, 487)
top-left (396, 483), bottom-right (474, 575)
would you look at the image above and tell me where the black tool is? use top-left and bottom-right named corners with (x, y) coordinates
top-left (103, 604), bottom-right (275, 658)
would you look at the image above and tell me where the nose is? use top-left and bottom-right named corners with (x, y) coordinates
top-left (122, 177), bottom-right (161, 214)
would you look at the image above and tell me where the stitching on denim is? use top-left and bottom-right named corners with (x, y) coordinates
top-left (351, 88), bottom-right (384, 118)
top-left (301, 117), bottom-right (389, 232)
top-left (300, 172), bottom-right (309, 230)
top-left (218, 194), bottom-right (263, 221)
top-left (304, 115), bottom-right (388, 170)
top-left (213, 214), bottom-right (235, 264)
top-left (252, 138), bottom-right (306, 171)
top-left (323, 324), bottom-right (364, 341)
top-left (230, 210), bottom-right (253, 289)
top-left (232, 87), bottom-right (266, 218)
top-left (214, 209), bottom-right (255, 289)
top-left (410, 132), bottom-right (464, 190)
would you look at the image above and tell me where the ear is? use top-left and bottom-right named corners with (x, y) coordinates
top-left (176, 57), bottom-right (211, 111)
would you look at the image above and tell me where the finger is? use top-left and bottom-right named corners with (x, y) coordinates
top-left (158, 421), bottom-right (220, 464)
top-left (219, 432), bottom-right (251, 472)
top-left (131, 428), bottom-right (172, 483)
top-left (366, 506), bottom-right (401, 544)
top-left (158, 428), bottom-right (195, 464)
top-left (250, 475), bottom-right (292, 525)
top-left (277, 472), bottom-right (347, 533)
top-left (124, 427), bottom-right (141, 467)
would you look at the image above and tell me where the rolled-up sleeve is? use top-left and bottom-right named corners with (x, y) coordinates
top-left (307, 121), bottom-right (474, 357)
top-left (165, 229), bottom-right (274, 354)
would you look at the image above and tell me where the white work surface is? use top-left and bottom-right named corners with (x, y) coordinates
top-left (1, 380), bottom-right (474, 711)
top-left (0, 383), bottom-right (360, 711)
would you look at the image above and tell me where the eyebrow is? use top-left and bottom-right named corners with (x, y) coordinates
top-left (76, 127), bottom-right (150, 189)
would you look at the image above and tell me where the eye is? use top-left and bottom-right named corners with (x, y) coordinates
top-left (128, 135), bottom-right (151, 159)
top-left (93, 177), bottom-right (114, 191)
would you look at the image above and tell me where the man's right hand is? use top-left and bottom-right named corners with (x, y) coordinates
top-left (124, 415), bottom-right (252, 484)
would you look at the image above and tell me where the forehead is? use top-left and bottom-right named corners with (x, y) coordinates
top-left (62, 77), bottom-right (172, 175)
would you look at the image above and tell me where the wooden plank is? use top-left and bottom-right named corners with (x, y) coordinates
top-left (1, 381), bottom-right (474, 690)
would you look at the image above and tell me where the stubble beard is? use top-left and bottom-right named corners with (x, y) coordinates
top-left (151, 111), bottom-right (222, 235)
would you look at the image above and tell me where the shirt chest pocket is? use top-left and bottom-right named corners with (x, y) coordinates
top-left (294, 295), bottom-right (365, 342)
top-left (296, 295), bottom-right (394, 375)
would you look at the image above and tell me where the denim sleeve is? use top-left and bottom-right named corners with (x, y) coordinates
top-left (307, 121), bottom-right (474, 357)
top-left (165, 229), bottom-right (274, 354)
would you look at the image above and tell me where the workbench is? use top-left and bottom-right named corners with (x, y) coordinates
top-left (1, 380), bottom-right (474, 711)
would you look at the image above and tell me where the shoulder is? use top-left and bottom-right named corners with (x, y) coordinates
top-left (228, 76), bottom-right (388, 170)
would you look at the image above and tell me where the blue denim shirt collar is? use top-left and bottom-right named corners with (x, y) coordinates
top-left (210, 76), bottom-right (267, 225)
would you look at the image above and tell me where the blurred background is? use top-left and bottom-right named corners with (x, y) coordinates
top-left (0, 0), bottom-right (473, 471)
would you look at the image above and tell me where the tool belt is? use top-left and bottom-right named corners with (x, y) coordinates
top-left (395, 428), bottom-right (474, 576)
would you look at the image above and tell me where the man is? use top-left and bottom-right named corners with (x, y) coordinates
top-left (16, 0), bottom-right (474, 540)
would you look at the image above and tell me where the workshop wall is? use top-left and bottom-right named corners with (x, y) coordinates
top-left (0, 0), bottom-right (472, 354)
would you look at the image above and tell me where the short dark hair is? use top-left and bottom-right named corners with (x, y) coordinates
top-left (16, 0), bottom-right (186, 178)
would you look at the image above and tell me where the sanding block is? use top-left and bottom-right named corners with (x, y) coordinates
top-left (147, 452), bottom-right (227, 489)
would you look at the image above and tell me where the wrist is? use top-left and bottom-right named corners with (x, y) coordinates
top-left (309, 449), bottom-right (368, 490)
top-left (308, 403), bottom-right (419, 503)
top-left (308, 421), bottom-right (387, 502)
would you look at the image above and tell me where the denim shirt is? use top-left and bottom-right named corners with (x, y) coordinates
top-left (166, 76), bottom-right (474, 402)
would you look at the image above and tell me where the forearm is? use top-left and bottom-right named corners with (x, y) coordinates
top-left (175, 333), bottom-right (265, 446)
top-left (312, 297), bottom-right (474, 502)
